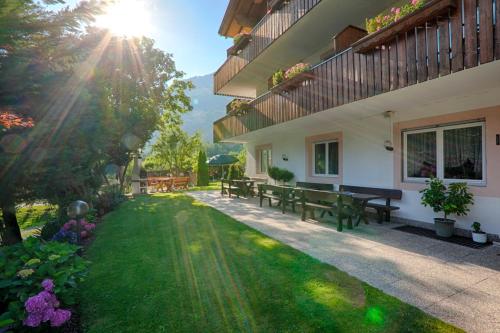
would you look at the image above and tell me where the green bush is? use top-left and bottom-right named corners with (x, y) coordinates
top-left (0, 238), bottom-right (89, 331)
top-left (227, 164), bottom-right (243, 180)
top-left (268, 167), bottom-right (294, 184)
top-left (196, 150), bottom-right (209, 186)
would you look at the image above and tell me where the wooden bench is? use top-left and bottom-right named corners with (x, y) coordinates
top-left (173, 177), bottom-right (189, 190)
top-left (339, 185), bottom-right (402, 223)
top-left (298, 189), bottom-right (354, 231)
top-left (221, 179), bottom-right (241, 198)
top-left (296, 182), bottom-right (334, 191)
top-left (258, 184), bottom-right (295, 214)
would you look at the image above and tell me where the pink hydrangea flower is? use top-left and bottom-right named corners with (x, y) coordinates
top-left (50, 309), bottom-right (71, 327)
top-left (41, 279), bottom-right (54, 292)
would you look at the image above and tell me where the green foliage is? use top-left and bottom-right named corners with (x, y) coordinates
top-left (196, 150), bottom-right (209, 186)
top-left (232, 32), bottom-right (249, 45)
top-left (16, 205), bottom-right (57, 230)
top-left (421, 178), bottom-right (474, 220)
top-left (0, 238), bottom-right (89, 331)
top-left (227, 164), bottom-right (242, 180)
top-left (146, 123), bottom-right (203, 175)
top-left (0, 0), bottom-right (194, 244)
top-left (268, 167), bottom-right (294, 184)
top-left (272, 69), bottom-right (285, 87)
top-left (472, 222), bottom-right (482, 233)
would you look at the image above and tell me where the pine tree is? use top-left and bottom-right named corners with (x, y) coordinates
top-left (196, 150), bottom-right (209, 186)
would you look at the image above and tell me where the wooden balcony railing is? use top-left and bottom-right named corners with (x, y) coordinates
top-left (214, 0), bottom-right (500, 142)
top-left (214, 0), bottom-right (323, 95)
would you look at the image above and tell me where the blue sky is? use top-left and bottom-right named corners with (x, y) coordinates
top-left (65, 0), bottom-right (232, 78)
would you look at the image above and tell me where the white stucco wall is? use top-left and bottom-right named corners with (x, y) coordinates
top-left (243, 113), bottom-right (500, 236)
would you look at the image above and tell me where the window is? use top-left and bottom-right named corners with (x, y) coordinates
top-left (403, 122), bottom-right (485, 184)
top-left (313, 141), bottom-right (339, 176)
top-left (257, 147), bottom-right (272, 174)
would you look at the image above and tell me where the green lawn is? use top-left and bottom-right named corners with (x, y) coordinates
top-left (188, 181), bottom-right (221, 192)
top-left (81, 194), bottom-right (462, 333)
top-left (16, 204), bottom-right (57, 238)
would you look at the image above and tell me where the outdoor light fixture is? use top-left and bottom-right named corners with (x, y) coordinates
top-left (67, 200), bottom-right (89, 244)
top-left (384, 111), bottom-right (395, 151)
top-left (282, 154), bottom-right (289, 161)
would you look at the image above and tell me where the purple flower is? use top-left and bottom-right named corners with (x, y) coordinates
top-left (24, 313), bottom-right (43, 327)
top-left (41, 279), bottom-right (54, 292)
top-left (25, 294), bottom-right (49, 314)
top-left (50, 309), bottom-right (71, 327)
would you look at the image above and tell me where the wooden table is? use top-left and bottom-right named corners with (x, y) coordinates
top-left (231, 180), bottom-right (256, 198)
top-left (340, 192), bottom-right (382, 228)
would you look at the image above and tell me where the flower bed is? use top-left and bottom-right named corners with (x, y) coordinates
top-left (0, 238), bottom-right (89, 332)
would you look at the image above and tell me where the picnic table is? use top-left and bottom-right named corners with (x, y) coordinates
top-left (340, 192), bottom-right (382, 227)
top-left (230, 179), bottom-right (256, 198)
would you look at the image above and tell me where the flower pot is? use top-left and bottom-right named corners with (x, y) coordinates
top-left (472, 232), bottom-right (488, 244)
top-left (434, 218), bottom-right (455, 238)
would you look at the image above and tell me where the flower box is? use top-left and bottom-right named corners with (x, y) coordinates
top-left (352, 0), bottom-right (457, 53)
top-left (271, 71), bottom-right (315, 94)
top-left (228, 33), bottom-right (252, 56)
top-left (226, 99), bottom-right (253, 116)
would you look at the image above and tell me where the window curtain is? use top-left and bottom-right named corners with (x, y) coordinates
top-left (406, 131), bottom-right (437, 178)
top-left (444, 126), bottom-right (482, 180)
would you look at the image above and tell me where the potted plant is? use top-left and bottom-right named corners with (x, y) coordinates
top-left (420, 178), bottom-right (474, 238)
top-left (471, 222), bottom-right (487, 244)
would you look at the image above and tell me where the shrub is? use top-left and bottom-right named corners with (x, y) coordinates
top-left (0, 238), bottom-right (88, 331)
top-left (40, 218), bottom-right (65, 242)
top-left (268, 167), bottom-right (294, 184)
top-left (95, 185), bottom-right (126, 216)
top-left (366, 0), bottom-right (426, 33)
top-left (196, 150), bottom-right (209, 186)
top-left (227, 164), bottom-right (243, 180)
top-left (420, 178), bottom-right (474, 220)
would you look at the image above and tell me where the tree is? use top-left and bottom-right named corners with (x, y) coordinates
top-left (0, 1), bottom-right (194, 244)
top-left (145, 123), bottom-right (202, 176)
top-left (196, 150), bottom-right (209, 186)
top-left (0, 0), bottom-right (102, 245)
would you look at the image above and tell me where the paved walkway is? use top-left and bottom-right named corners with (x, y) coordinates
top-left (189, 191), bottom-right (500, 333)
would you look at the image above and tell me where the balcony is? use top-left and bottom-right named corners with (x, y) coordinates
top-left (214, 0), bottom-right (422, 98)
top-left (214, 0), bottom-right (500, 142)
top-left (214, 0), bottom-right (323, 97)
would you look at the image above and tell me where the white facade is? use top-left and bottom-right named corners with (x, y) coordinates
top-left (240, 61), bottom-right (500, 237)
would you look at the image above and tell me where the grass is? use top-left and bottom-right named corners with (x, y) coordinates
top-left (16, 204), bottom-right (57, 238)
top-left (188, 181), bottom-right (221, 192)
top-left (81, 194), bottom-right (462, 333)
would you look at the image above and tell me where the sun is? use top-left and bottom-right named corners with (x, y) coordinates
top-left (95, 0), bottom-right (152, 37)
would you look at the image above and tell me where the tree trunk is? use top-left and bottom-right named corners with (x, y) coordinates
top-left (0, 200), bottom-right (22, 245)
top-left (118, 160), bottom-right (130, 193)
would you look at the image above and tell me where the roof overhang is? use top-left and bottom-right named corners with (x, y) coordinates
top-left (219, 0), bottom-right (267, 37)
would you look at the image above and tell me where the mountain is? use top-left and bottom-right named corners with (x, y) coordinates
top-left (182, 74), bottom-right (232, 142)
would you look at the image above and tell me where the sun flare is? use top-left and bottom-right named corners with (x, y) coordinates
top-left (95, 0), bottom-right (152, 37)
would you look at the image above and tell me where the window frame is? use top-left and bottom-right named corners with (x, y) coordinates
top-left (312, 140), bottom-right (339, 178)
top-left (403, 121), bottom-right (486, 186)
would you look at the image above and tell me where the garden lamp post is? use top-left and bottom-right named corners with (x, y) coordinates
top-left (67, 200), bottom-right (89, 244)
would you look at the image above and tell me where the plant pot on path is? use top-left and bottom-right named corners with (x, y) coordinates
top-left (472, 232), bottom-right (488, 243)
top-left (434, 218), bottom-right (455, 238)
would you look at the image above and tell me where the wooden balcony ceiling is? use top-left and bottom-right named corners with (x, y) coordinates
top-left (219, 0), bottom-right (267, 37)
